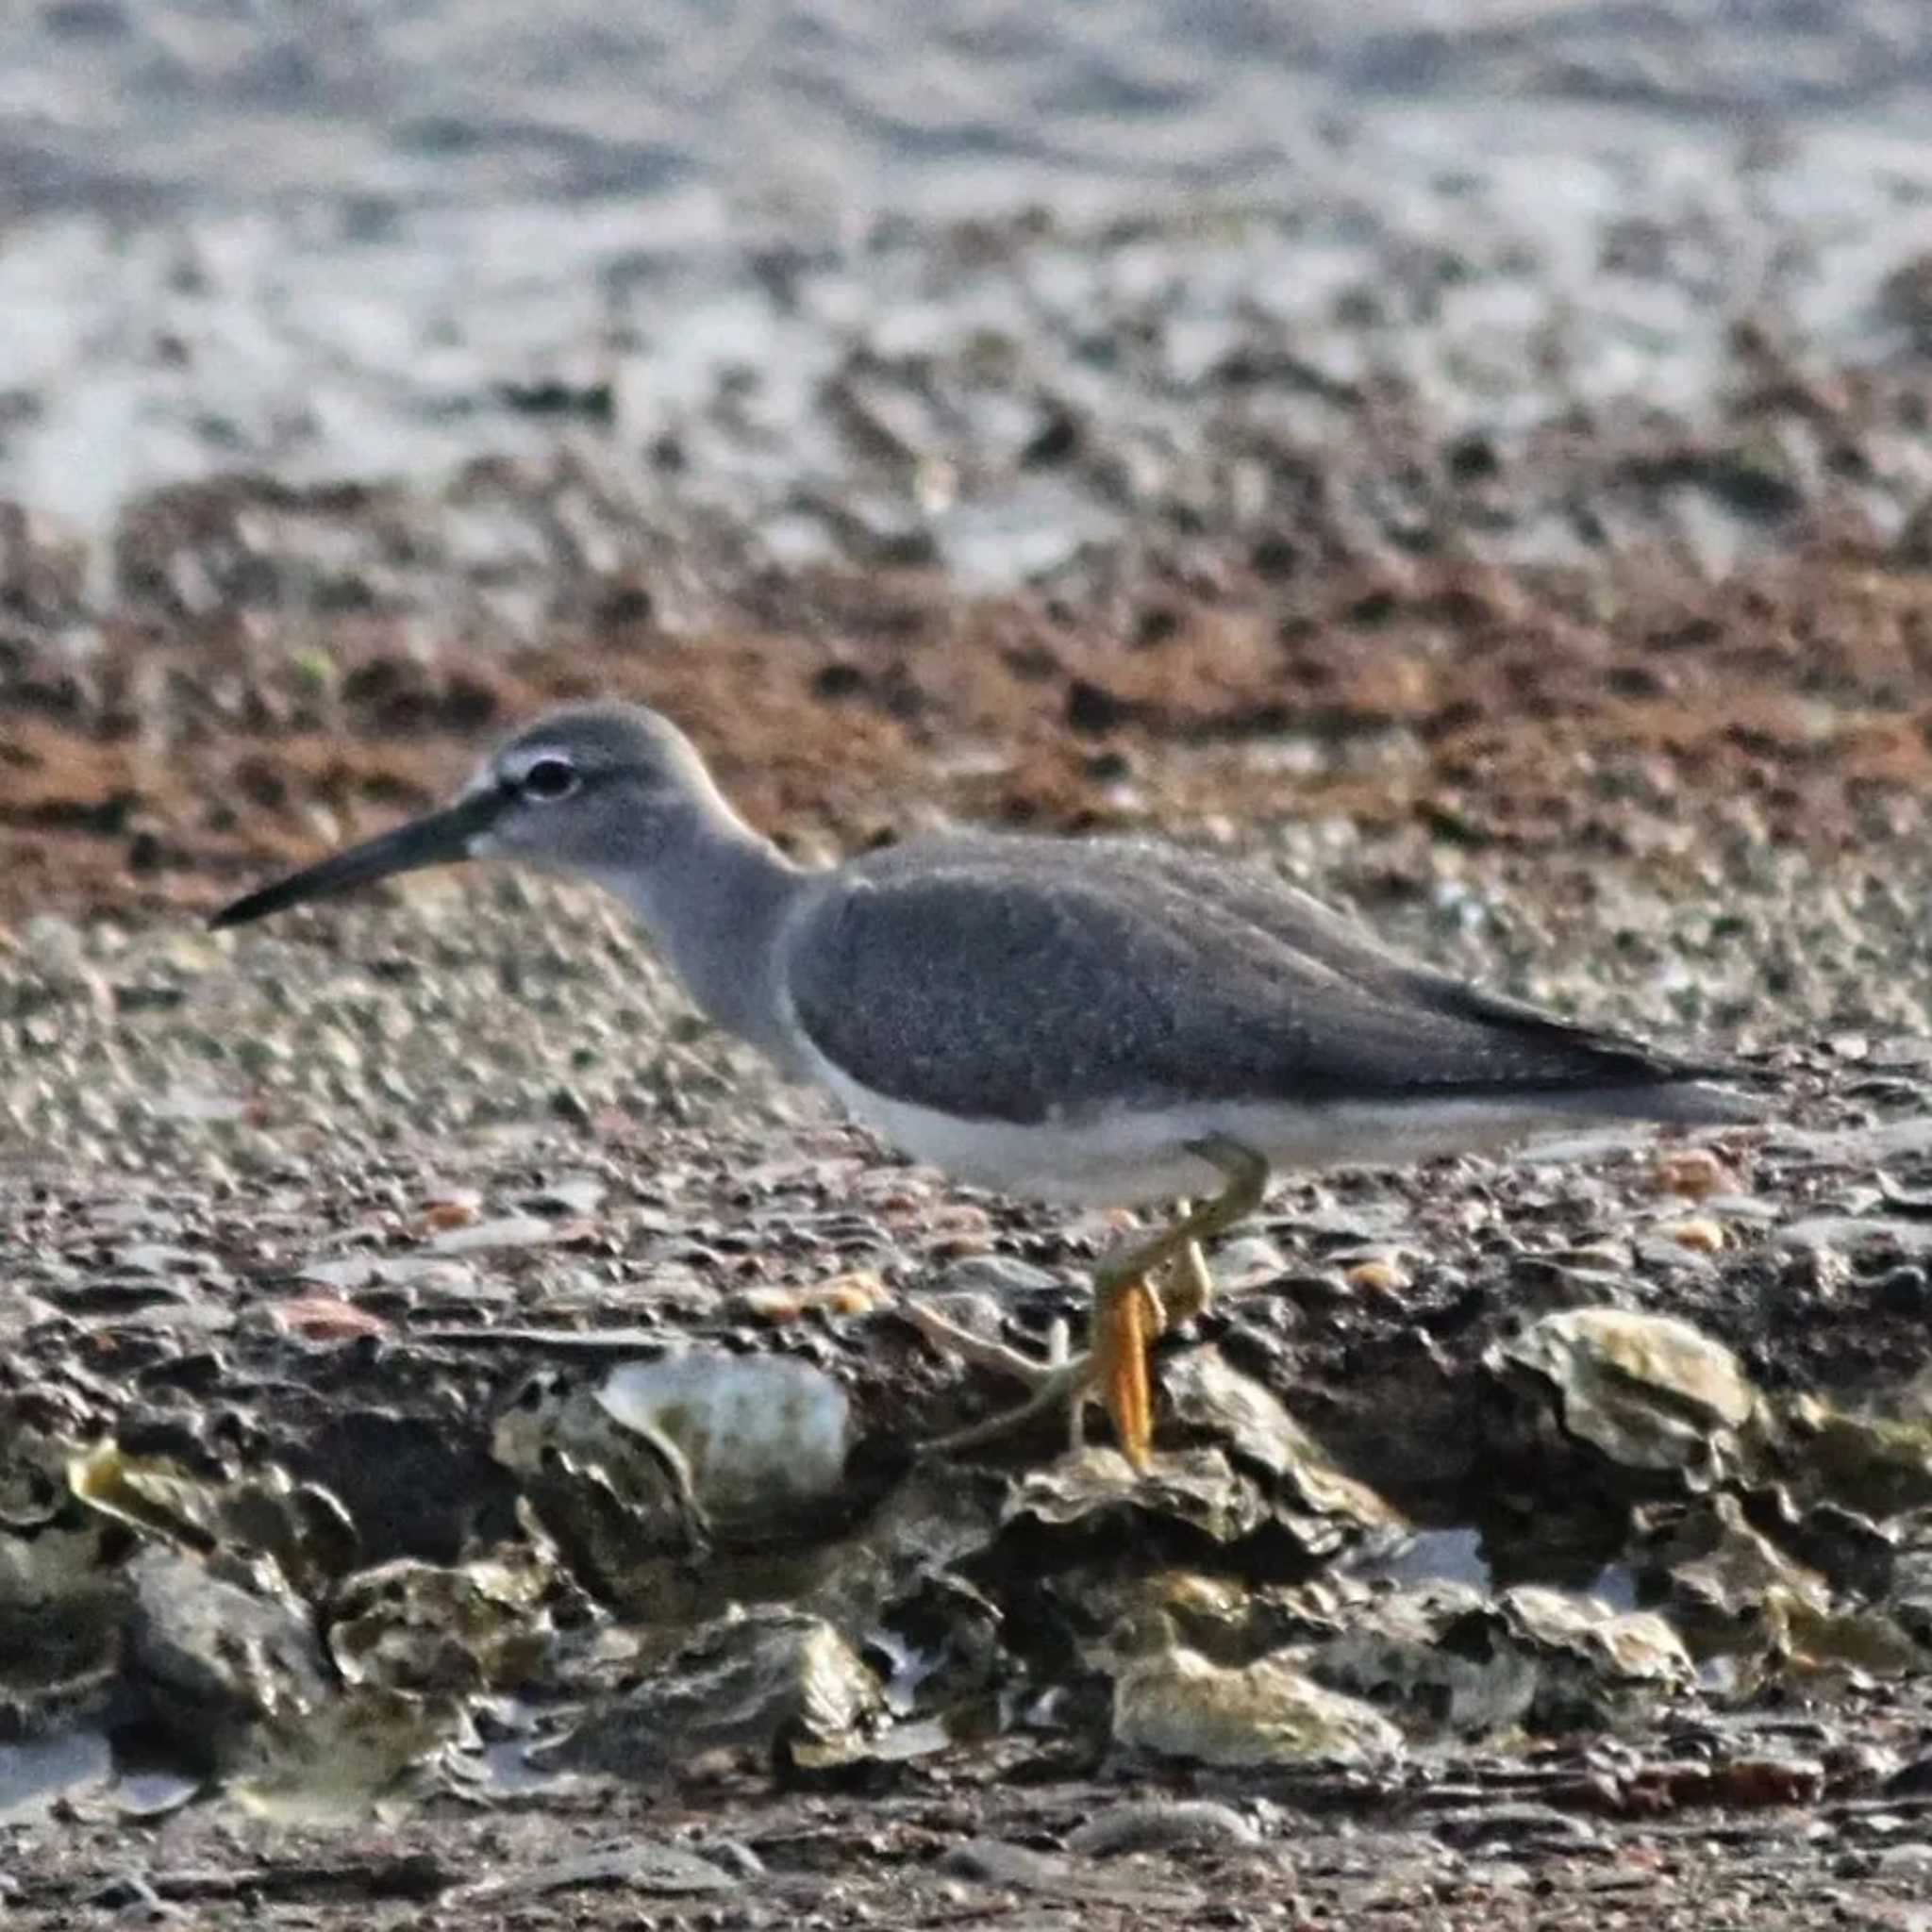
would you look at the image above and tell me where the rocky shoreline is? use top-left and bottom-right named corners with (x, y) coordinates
top-left (15, 37), bottom-right (1932, 1926)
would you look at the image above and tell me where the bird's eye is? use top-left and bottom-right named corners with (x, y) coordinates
top-left (520, 757), bottom-right (580, 802)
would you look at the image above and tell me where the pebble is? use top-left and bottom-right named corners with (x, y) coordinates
top-left (1067, 1799), bottom-right (1260, 1856)
top-left (524, 1174), bottom-right (608, 1216)
top-left (928, 1254), bottom-right (1062, 1298)
top-left (1659, 1216), bottom-right (1726, 1254)
top-left (1654, 1147), bottom-right (1740, 1200)
top-left (736, 1272), bottom-right (890, 1322)
top-left (1874, 1264), bottom-right (1932, 1315)
top-left (1211, 1236), bottom-right (1290, 1291)
top-left (429, 1212), bottom-right (560, 1253)
top-left (270, 1293), bottom-right (391, 1341)
top-left (1343, 1254), bottom-right (1411, 1294)
top-left (938, 1839), bottom-right (1205, 1912)
top-left (1427, 1803), bottom-right (1601, 1853)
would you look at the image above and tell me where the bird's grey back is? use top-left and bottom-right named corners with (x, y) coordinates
top-left (780, 831), bottom-right (1738, 1126)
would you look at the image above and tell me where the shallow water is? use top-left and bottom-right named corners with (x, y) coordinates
top-left (8, 3), bottom-right (1932, 538)
top-left (1367, 1524), bottom-right (1642, 1610)
top-left (0, 1730), bottom-right (110, 1821)
top-left (10, 1), bottom-right (1932, 225)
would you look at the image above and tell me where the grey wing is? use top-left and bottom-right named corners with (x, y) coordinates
top-left (779, 847), bottom-right (1720, 1126)
top-left (1115, 841), bottom-right (1738, 1082)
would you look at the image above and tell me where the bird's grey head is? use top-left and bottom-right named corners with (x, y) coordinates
top-left (210, 702), bottom-right (729, 929)
top-left (465, 704), bottom-right (724, 871)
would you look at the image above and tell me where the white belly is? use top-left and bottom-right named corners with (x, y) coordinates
top-left (801, 1045), bottom-right (1623, 1206)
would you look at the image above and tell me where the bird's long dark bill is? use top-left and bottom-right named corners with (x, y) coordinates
top-left (209, 790), bottom-right (504, 929)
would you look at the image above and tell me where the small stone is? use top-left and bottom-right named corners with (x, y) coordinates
top-left (1344, 1256), bottom-right (1410, 1294)
top-left (525, 1174), bottom-right (608, 1216)
top-left (1111, 1641), bottom-right (1403, 1768)
top-left (1874, 1265), bottom-right (1932, 1316)
top-left (430, 1213), bottom-right (558, 1254)
top-left (1654, 1147), bottom-right (1739, 1200)
top-left (271, 1294), bottom-right (390, 1341)
top-left (929, 1203), bottom-right (994, 1238)
top-left (929, 1254), bottom-right (1061, 1298)
top-left (817, 1271), bottom-right (890, 1317)
top-left (1660, 1216), bottom-right (1725, 1254)
top-left (1066, 1799), bottom-right (1259, 1856)
top-left (592, 1351), bottom-right (854, 1521)
top-left (1874, 1844), bottom-right (1932, 1876)
top-left (1430, 1802), bottom-right (1600, 1852)
top-left (735, 1285), bottom-right (808, 1323)
top-left (312, 1025), bottom-right (363, 1074)
top-left (1700, 1754), bottom-right (1827, 1808)
top-left (23, 914), bottom-right (88, 979)
top-left (738, 1273), bottom-right (888, 1322)
top-left (937, 1838), bottom-right (1204, 1911)
top-left (543, 1607), bottom-right (884, 1778)
top-left (1211, 1236), bottom-right (1289, 1291)
top-left (125, 1547), bottom-right (331, 1764)
top-left (454, 1841), bottom-right (742, 1902)
top-left (1487, 1307), bottom-right (1757, 1483)
top-left (330, 1548), bottom-right (562, 1695)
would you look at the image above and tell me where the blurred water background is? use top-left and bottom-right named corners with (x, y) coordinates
top-left (6, 1), bottom-right (1932, 540)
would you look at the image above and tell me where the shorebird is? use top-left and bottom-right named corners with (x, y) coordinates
top-left (212, 702), bottom-right (1753, 1467)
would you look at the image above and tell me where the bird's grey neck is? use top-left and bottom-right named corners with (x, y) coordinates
top-left (586, 805), bottom-right (804, 1058)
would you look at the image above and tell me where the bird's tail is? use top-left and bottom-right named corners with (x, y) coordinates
top-left (1606, 1074), bottom-right (1764, 1127)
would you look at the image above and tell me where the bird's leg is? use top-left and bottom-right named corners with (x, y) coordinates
top-left (919, 1137), bottom-right (1267, 1466)
top-left (1083, 1231), bottom-right (1210, 1457)
top-left (1154, 1224), bottom-right (1215, 1328)
top-left (909, 1306), bottom-right (1089, 1454)
top-left (897, 1300), bottom-right (1067, 1389)
top-left (1090, 1138), bottom-right (1267, 1469)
